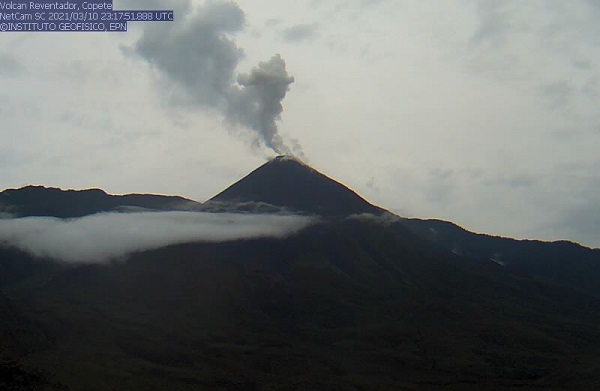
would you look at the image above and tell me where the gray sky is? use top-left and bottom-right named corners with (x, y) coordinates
top-left (1, 0), bottom-right (599, 248)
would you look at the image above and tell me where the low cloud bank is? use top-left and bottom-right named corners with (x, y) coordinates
top-left (346, 212), bottom-right (401, 224)
top-left (0, 211), bottom-right (315, 263)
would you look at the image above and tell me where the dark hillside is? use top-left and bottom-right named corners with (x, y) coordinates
top-left (0, 185), bottom-right (200, 218)
top-left (403, 218), bottom-right (600, 297)
top-left (13, 219), bottom-right (600, 390)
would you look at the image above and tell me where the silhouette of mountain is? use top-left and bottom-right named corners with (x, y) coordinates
top-left (210, 156), bottom-right (384, 216)
top-left (1, 159), bottom-right (600, 390)
top-left (402, 218), bottom-right (600, 297)
top-left (0, 185), bottom-right (201, 218)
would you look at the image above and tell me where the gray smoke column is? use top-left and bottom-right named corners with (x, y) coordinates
top-left (127, 0), bottom-right (302, 158)
top-left (230, 54), bottom-right (297, 156)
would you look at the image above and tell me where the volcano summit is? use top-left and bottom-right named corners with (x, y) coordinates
top-left (210, 155), bottom-right (384, 216)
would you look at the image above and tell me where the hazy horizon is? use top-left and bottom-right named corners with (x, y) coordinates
top-left (1, 0), bottom-right (599, 247)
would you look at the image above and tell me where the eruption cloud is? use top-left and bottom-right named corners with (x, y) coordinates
top-left (128, 0), bottom-right (303, 158)
top-left (231, 55), bottom-right (296, 156)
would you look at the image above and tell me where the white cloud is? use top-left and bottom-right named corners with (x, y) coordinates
top-left (281, 23), bottom-right (320, 43)
top-left (0, 211), bottom-right (315, 263)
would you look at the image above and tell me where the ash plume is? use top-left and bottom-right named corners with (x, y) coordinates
top-left (127, 0), bottom-right (303, 158)
top-left (229, 54), bottom-right (297, 156)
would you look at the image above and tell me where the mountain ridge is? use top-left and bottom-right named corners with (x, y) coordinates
top-left (210, 155), bottom-right (385, 216)
top-left (0, 185), bottom-right (201, 218)
top-left (402, 217), bottom-right (600, 296)
top-left (1, 157), bottom-right (600, 389)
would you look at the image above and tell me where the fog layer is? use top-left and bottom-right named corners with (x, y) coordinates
top-left (0, 211), bottom-right (314, 263)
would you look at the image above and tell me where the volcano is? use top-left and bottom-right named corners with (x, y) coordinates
top-left (1, 158), bottom-right (600, 390)
top-left (210, 155), bottom-right (384, 216)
